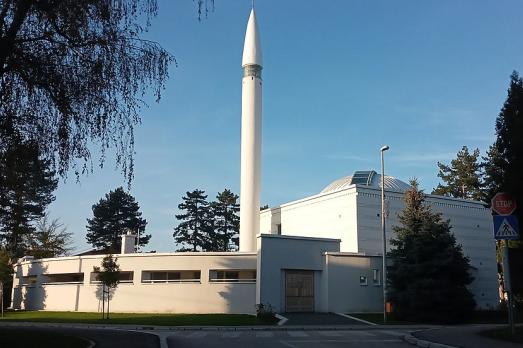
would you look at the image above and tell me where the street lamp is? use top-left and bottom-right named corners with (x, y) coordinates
top-left (380, 144), bottom-right (390, 323)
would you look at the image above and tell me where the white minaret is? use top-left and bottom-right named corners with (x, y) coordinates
top-left (239, 8), bottom-right (262, 252)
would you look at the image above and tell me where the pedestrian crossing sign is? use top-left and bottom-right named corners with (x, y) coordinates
top-left (494, 215), bottom-right (519, 240)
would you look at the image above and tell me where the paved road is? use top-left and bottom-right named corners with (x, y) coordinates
top-left (0, 326), bottom-right (159, 348)
top-left (414, 325), bottom-right (522, 348)
top-left (283, 313), bottom-right (366, 326)
top-left (166, 329), bottom-right (412, 348)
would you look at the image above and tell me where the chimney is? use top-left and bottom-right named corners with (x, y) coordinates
top-left (121, 230), bottom-right (137, 254)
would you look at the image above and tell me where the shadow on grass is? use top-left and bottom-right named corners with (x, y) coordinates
top-left (0, 310), bottom-right (277, 326)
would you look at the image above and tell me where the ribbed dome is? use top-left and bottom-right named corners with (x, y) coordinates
top-left (320, 170), bottom-right (411, 194)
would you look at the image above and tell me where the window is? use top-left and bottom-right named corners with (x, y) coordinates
top-left (43, 273), bottom-right (84, 285)
top-left (359, 275), bottom-right (368, 286)
top-left (373, 269), bottom-right (381, 286)
top-left (21, 275), bottom-right (37, 286)
top-left (141, 270), bottom-right (201, 283)
top-left (209, 269), bottom-right (256, 283)
top-left (90, 271), bottom-right (134, 284)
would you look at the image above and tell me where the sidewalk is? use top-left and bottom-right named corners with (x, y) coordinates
top-left (412, 325), bottom-right (521, 348)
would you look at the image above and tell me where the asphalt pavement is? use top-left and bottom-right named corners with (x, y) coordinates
top-left (413, 325), bottom-right (522, 348)
top-left (166, 329), bottom-right (412, 348)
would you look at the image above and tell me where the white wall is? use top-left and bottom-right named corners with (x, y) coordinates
top-left (12, 252), bottom-right (257, 314)
top-left (355, 186), bottom-right (498, 309)
top-left (259, 189), bottom-right (359, 252)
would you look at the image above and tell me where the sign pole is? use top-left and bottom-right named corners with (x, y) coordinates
top-left (502, 240), bottom-right (515, 335)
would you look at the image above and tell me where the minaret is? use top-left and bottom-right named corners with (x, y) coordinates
top-left (239, 8), bottom-right (262, 252)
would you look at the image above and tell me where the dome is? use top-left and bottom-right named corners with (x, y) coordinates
top-left (320, 170), bottom-right (411, 194)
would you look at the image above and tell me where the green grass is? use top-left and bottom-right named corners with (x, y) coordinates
top-left (480, 327), bottom-right (523, 344)
top-left (0, 327), bottom-right (90, 348)
top-left (0, 310), bottom-right (276, 326)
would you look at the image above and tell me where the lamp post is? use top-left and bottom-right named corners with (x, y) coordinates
top-left (380, 145), bottom-right (390, 323)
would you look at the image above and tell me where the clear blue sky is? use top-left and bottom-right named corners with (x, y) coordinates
top-left (48, 0), bottom-right (523, 253)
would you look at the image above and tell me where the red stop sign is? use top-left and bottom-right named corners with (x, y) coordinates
top-left (491, 192), bottom-right (517, 215)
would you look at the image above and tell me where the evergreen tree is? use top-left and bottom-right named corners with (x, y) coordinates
top-left (388, 180), bottom-right (476, 323)
top-left (28, 215), bottom-right (74, 259)
top-left (86, 187), bottom-right (149, 252)
top-left (173, 189), bottom-right (212, 251)
top-left (432, 146), bottom-right (483, 200)
top-left (210, 189), bottom-right (240, 251)
top-left (0, 248), bottom-right (13, 310)
top-left (0, 135), bottom-right (58, 258)
top-left (483, 71), bottom-right (523, 294)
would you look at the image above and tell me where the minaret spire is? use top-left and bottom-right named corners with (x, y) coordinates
top-left (239, 8), bottom-right (263, 252)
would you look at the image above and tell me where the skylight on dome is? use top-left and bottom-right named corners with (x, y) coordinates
top-left (350, 170), bottom-right (376, 186)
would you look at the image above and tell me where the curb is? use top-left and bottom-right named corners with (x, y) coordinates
top-left (402, 333), bottom-right (458, 348)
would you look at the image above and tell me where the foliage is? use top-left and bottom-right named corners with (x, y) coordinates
top-left (432, 146), bottom-right (483, 200)
top-left (0, 135), bottom-right (58, 258)
top-left (94, 254), bottom-right (120, 290)
top-left (0, 0), bottom-right (175, 184)
top-left (86, 187), bottom-right (149, 252)
top-left (0, 248), bottom-right (13, 286)
top-left (209, 189), bottom-right (240, 251)
top-left (482, 71), bottom-right (523, 294)
top-left (27, 215), bottom-right (73, 259)
top-left (173, 189), bottom-right (213, 251)
top-left (255, 303), bottom-right (276, 323)
top-left (388, 180), bottom-right (476, 323)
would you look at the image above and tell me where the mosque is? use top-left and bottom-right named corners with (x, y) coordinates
top-left (11, 9), bottom-right (498, 314)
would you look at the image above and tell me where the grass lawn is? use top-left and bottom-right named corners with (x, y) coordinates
top-left (480, 327), bottom-right (523, 344)
top-left (0, 310), bottom-right (276, 326)
top-left (0, 327), bottom-right (90, 348)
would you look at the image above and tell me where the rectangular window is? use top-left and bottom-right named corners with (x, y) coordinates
top-left (141, 270), bottom-right (201, 283)
top-left (90, 271), bottom-right (134, 284)
top-left (209, 269), bottom-right (256, 283)
top-left (373, 269), bottom-right (381, 286)
top-left (359, 275), bottom-right (368, 286)
top-left (43, 273), bottom-right (84, 285)
top-left (21, 275), bottom-right (37, 286)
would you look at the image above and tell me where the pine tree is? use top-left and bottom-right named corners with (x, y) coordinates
top-left (483, 71), bottom-right (523, 293)
top-left (173, 189), bottom-right (212, 251)
top-left (0, 135), bottom-right (58, 258)
top-left (432, 146), bottom-right (483, 200)
top-left (28, 215), bottom-right (74, 259)
top-left (86, 187), bottom-right (149, 252)
top-left (388, 180), bottom-right (475, 323)
top-left (210, 189), bottom-right (240, 251)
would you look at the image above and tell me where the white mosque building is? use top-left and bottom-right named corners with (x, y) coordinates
top-left (11, 9), bottom-right (498, 314)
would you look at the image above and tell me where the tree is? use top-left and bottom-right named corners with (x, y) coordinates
top-left (86, 187), bottom-right (149, 252)
top-left (0, 135), bottom-right (58, 258)
top-left (388, 180), bottom-right (475, 323)
top-left (173, 189), bottom-right (212, 251)
top-left (27, 215), bottom-right (73, 259)
top-left (93, 254), bottom-right (120, 319)
top-left (483, 71), bottom-right (523, 295)
top-left (432, 146), bottom-right (483, 200)
top-left (0, 0), bottom-right (223, 183)
top-left (0, 248), bottom-right (13, 312)
top-left (210, 189), bottom-right (240, 251)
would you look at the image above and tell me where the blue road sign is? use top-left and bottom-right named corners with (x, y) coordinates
top-left (494, 215), bottom-right (519, 240)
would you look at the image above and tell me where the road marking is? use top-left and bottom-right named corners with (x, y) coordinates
top-left (287, 331), bottom-right (308, 337)
top-left (222, 331), bottom-right (241, 338)
top-left (336, 312), bottom-right (378, 326)
top-left (256, 331), bottom-right (274, 338)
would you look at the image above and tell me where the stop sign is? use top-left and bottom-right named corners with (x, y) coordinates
top-left (491, 192), bottom-right (517, 216)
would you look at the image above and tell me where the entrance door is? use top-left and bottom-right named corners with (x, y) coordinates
top-left (285, 270), bottom-right (314, 312)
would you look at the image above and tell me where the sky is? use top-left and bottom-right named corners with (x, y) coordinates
top-left (48, 0), bottom-right (523, 253)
